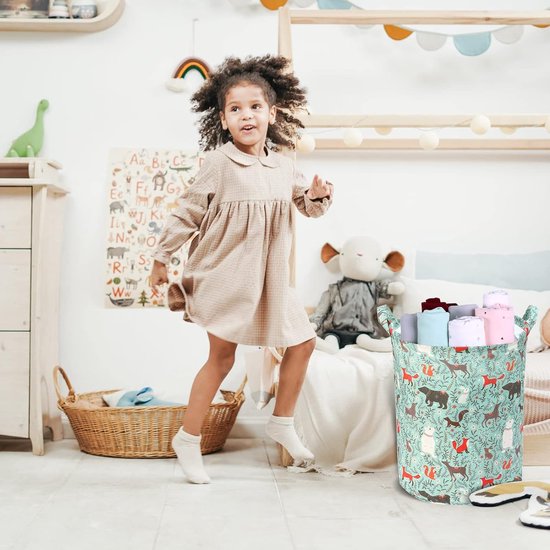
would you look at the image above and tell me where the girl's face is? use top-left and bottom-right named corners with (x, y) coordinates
top-left (219, 83), bottom-right (277, 154)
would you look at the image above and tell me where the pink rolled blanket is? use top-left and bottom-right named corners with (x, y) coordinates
top-left (475, 305), bottom-right (515, 345)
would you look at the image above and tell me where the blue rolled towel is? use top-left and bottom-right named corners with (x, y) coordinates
top-left (400, 313), bottom-right (418, 343)
top-left (417, 307), bottom-right (450, 346)
top-left (116, 387), bottom-right (182, 407)
top-left (449, 303), bottom-right (478, 321)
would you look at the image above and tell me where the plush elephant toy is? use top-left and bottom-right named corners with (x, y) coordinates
top-left (309, 236), bottom-right (405, 353)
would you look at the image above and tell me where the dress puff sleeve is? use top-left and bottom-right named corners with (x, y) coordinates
top-left (291, 161), bottom-right (333, 218)
top-left (153, 152), bottom-right (218, 265)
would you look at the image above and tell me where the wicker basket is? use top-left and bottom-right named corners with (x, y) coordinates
top-left (53, 366), bottom-right (246, 458)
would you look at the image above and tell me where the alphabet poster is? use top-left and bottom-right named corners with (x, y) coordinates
top-left (105, 148), bottom-right (204, 308)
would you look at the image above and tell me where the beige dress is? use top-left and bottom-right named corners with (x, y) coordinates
top-left (153, 141), bottom-right (333, 347)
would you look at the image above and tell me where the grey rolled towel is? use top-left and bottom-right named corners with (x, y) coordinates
top-left (449, 304), bottom-right (478, 321)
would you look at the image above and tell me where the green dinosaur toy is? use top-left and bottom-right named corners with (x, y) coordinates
top-left (6, 99), bottom-right (49, 158)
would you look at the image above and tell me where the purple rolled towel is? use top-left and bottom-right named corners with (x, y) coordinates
top-left (400, 313), bottom-right (417, 343)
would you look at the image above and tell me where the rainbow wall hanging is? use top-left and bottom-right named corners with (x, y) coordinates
top-left (166, 56), bottom-right (211, 93)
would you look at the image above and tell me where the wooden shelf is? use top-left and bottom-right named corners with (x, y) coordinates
top-left (288, 9), bottom-right (550, 26)
top-left (0, 0), bottom-right (124, 32)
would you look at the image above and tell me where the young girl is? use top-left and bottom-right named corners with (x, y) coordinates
top-left (150, 54), bottom-right (333, 484)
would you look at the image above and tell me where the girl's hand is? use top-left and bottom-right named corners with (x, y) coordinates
top-left (150, 260), bottom-right (169, 289)
top-left (306, 174), bottom-right (333, 200)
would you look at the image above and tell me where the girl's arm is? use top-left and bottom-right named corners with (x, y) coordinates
top-left (153, 153), bottom-right (219, 265)
top-left (291, 163), bottom-right (333, 218)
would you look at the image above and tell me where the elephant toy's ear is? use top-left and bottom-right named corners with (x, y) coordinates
top-left (321, 242), bottom-right (340, 264)
top-left (384, 251), bottom-right (405, 272)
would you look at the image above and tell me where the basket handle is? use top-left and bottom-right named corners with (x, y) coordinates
top-left (515, 305), bottom-right (538, 342)
top-left (53, 365), bottom-right (77, 406)
top-left (377, 304), bottom-right (400, 334)
top-left (233, 375), bottom-right (248, 399)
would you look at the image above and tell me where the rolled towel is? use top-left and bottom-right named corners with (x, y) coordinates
top-left (449, 304), bottom-right (478, 321)
top-left (417, 307), bottom-right (450, 346)
top-left (448, 316), bottom-right (486, 347)
top-left (483, 289), bottom-right (510, 308)
top-left (421, 297), bottom-right (458, 312)
top-left (475, 305), bottom-right (515, 345)
top-left (400, 313), bottom-right (418, 343)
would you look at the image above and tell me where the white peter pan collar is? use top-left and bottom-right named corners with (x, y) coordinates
top-left (219, 141), bottom-right (280, 168)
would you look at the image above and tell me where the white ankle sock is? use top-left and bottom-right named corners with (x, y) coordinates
top-left (265, 415), bottom-right (314, 466)
top-left (171, 428), bottom-right (211, 484)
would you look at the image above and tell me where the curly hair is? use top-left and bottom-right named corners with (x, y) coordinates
top-left (190, 54), bottom-right (307, 151)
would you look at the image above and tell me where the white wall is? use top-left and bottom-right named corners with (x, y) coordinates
top-left (1, 0), bottom-right (550, 432)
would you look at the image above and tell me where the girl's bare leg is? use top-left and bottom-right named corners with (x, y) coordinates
top-left (172, 332), bottom-right (237, 483)
top-left (183, 332), bottom-right (238, 435)
top-left (266, 337), bottom-right (316, 465)
top-left (273, 337), bottom-right (315, 416)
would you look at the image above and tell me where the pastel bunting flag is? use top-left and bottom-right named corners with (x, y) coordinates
top-left (317, 0), bottom-right (353, 8)
top-left (384, 24), bottom-right (413, 41)
top-left (453, 32), bottom-right (491, 56)
top-left (493, 25), bottom-right (524, 44)
top-left (416, 32), bottom-right (447, 51)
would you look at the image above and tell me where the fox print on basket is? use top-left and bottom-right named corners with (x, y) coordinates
top-left (452, 438), bottom-right (469, 454)
top-left (402, 368), bottom-right (419, 384)
top-left (402, 466), bottom-right (420, 482)
top-left (482, 374), bottom-right (505, 388)
top-left (481, 474), bottom-right (502, 488)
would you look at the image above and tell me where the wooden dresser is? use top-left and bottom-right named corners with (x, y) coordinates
top-left (0, 159), bottom-right (68, 455)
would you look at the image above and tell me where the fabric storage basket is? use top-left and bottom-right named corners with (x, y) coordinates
top-left (377, 304), bottom-right (537, 505)
top-left (54, 366), bottom-right (246, 458)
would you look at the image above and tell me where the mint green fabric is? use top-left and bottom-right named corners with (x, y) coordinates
top-left (377, 304), bottom-right (538, 505)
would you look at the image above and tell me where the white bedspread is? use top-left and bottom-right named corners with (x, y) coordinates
top-left (293, 346), bottom-right (397, 474)
top-left (292, 347), bottom-right (550, 475)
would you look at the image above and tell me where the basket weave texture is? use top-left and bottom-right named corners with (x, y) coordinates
top-left (54, 366), bottom-right (246, 458)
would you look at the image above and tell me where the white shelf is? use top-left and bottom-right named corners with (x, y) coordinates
top-left (0, 0), bottom-right (124, 32)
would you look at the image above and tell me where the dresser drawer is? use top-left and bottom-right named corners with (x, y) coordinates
top-left (0, 187), bottom-right (32, 248)
top-left (0, 250), bottom-right (31, 330)
top-left (0, 332), bottom-right (30, 437)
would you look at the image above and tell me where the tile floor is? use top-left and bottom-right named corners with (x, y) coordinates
top-left (0, 437), bottom-right (549, 550)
